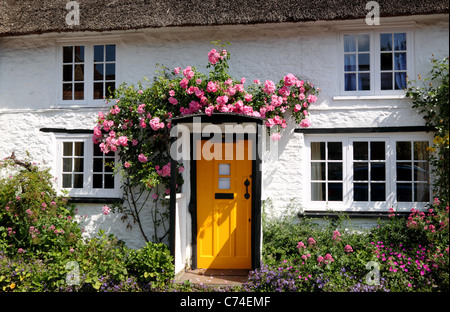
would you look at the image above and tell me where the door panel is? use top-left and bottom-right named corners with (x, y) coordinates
top-left (196, 139), bottom-right (252, 269)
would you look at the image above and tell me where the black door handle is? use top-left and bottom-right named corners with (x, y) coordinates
top-left (244, 179), bottom-right (250, 199)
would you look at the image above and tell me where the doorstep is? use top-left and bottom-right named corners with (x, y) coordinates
top-left (176, 269), bottom-right (249, 286)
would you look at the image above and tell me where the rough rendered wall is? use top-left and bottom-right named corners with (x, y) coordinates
top-left (1, 15), bottom-right (449, 247)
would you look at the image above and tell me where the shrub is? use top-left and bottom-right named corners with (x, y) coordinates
top-left (125, 241), bottom-right (174, 288)
top-left (0, 153), bottom-right (81, 256)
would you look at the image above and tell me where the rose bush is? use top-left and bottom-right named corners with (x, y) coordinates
top-left (93, 42), bottom-right (319, 242)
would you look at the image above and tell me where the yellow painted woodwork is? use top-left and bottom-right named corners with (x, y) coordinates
top-left (196, 139), bottom-right (252, 269)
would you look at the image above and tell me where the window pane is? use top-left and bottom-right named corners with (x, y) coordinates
top-left (63, 83), bottom-right (73, 100)
top-left (311, 183), bottom-right (326, 201)
top-left (74, 64), bottom-right (84, 81)
top-left (414, 183), bottom-right (429, 202)
top-left (397, 162), bottom-right (412, 181)
top-left (397, 183), bottom-right (412, 202)
top-left (358, 54), bottom-right (370, 71)
top-left (381, 73), bottom-right (393, 90)
top-left (394, 72), bottom-right (407, 90)
top-left (396, 142), bottom-right (411, 160)
top-left (371, 183), bottom-right (386, 201)
top-left (93, 158), bottom-right (103, 172)
top-left (328, 163), bottom-right (343, 181)
top-left (63, 65), bottom-right (73, 81)
top-left (94, 45), bottom-right (104, 62)
top-left (380, 53), bottom-right (392, 70)
top-left (328, 142), bottom-right (342, 160)
top-left (74, 142), bottom-right (84, 156)
top-left (219, 164), bottom-right (230, 175)
top-left (105, 174), bottom-right (115, 189)
top-left (74, 83), bottom-right (84, 100)
top-left (63, 46), bottom-right (73, 63)
top-left (63, 142), bottom-right (73, 156)
top-left (354, 142), bottom-right (368, 160)
top-left (344, 54), bottom-right (356, 71)
top-left (62, 174), bottom-right (72, 188)
top-left (414, 141), bottom-right (429, 160)
top-left (93, 174), bottom-right (102, 188)
top-left (394, 33), bottom-right (406, 51)
top-left (311, 142), bottom-right (325, 160)
top-left (104, 159), bottom-right (115, 172)
top-left (354, 183), bottom-right (368, 201)
top-left (358, 34), bottom-right (370, 52)
top-left (105, 82), bottom-right (115, 98)
top-left (94, 64), bottom-right (104, 80)
top-left (370, 142), bottom-right (385, 160)
top-left (74, 46), bottom-right (84, 62)
top-left (73, 158), bottom-right (84, 172)
top-left (344, 35), bottom-right (356, 52)
top-left (394, 53), bottom-right (406, 70)
top-left (370, 163), bottom-right (385, 181)
top-left (345, 73), bottom-right (356, 91)
top-left (105, 45), bottom-right (116, 62)
top-left (311, 163), bottom-right (326, 180)
top-left (94, 143), bottom-right (103, 156)
top-left (105, 64), bottom-right (115, 80)
top-left (94, 82), bottom-right (104, 99)
top-left (354, 162), bottom-right (368, 181)
top-left (414, 162), bottom-right (429, 181)
top-left (328, 183), bottom-right (343, 201)
top-left (218, 177), bottom-right (230, 189)
top-left (358, 73), bottom-right (370, 90)
top-left (63, 158), bottom-right (72, 172)
top-left (73, 174), bottom-right (83, 188)
top-left (380, 34), bottom-right (392, 51)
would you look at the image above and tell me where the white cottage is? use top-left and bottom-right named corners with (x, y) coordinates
top-left (0, 0), bottom-right (448, 275)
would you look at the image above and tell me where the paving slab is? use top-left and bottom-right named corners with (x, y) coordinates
top-left (176, 269), bottom-right (249, 286)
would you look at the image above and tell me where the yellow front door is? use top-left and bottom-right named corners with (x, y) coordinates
top-left (196, 139), bottom-right (252, 269)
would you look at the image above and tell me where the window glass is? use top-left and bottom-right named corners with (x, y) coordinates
top-left (62, 45), bottom-right (84, 101)
top-left (62, 142), bottom-right (84, 188)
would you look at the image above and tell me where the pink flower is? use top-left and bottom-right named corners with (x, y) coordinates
top-left (138, 153), bottom-right (148, 163)
top-left (150, 117), bottom-right (164, 131)
top-left (307, 94), bottom-right (317, 103)
top-left (102, 205), bottom-right (110, 215)
top-left (297, 241), bottom-right (306, 249)
top-left (294, 104), bottom-right (302, 112)
top-left (174, 67), bottom-right (181, 75)
top-left (169, 97), bottom-right (178, 105)
top-left (118, 136), bottom-right (128, 146)
top-left (216, 95), bottom-right (229, 105)
top-left (169, 90), bottom-right (175, 96)
top-left (244, 93), bottom-right (253, 102)
top-left (263, 80), bottom-right (276, 95)
top-left (344, 245), bottom-right (353, 253)
top-left (308, 237), bottom-right (316, 246)
top-left (205, 106), bottom-right (214, 116)
top-left (271, 132), bottom-right (281, 141)
top-left (317, 256), bottom-right (324, 263)
top-left (124, 161), bottom-right (131, 168)
top-left (206, 81), bottom-right (218, 93)
top-left (284, 73), bottom-right (297, 86)
top-left (152, 193), bottom-right (158, 200)
top-left (299, 118), bottom-right (311, 128)
top-left (208, 49), bottom-right (220, 65)
top-left (183, 66), bottom-right (194, 80)
top-left (180, 78), bottom-right (189, 89)
top-left (178, 166), bottom-right (185, 173)
top-left (137, 103), bottom-right (146, 114)
top-left (332, 230), bottom-right (342, 240)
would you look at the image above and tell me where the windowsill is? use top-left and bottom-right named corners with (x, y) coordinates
top-left (332, 94), bottom-right (407, 101)
top-left (50, 102), bottom-right (112, 109)
top-left (68, 197), bottom-right (123, 204)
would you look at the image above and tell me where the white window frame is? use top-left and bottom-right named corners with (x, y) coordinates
top-left (304, 132), bottom-right (433, 212)
top-left (55, 37), bottom-right (120, 107)
top-left (338, 29), bottom-right (414, 96)
top-left (55, 133), bottom-right (121, 198)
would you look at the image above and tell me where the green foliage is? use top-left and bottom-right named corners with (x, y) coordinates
top-left (407, 56), bottom-right (449, 204)
top-left (0, 153), bottom-right (81, 255)
top-left (125, 242), bottom-right (174, 287)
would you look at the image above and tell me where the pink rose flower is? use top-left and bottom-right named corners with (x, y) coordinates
top-left (138, 153), bottom-right (148, 163)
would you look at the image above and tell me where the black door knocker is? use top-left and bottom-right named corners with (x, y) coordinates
top-left (244, 179), bottom-right (250, 199)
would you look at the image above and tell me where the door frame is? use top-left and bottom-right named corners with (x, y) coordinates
top-left (169, 113), bottom-right (263, 271)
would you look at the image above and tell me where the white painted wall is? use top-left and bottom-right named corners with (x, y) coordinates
top-left (1, 15), bottom-right (448, 258)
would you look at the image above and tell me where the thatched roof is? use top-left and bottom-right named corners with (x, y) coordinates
top-left (1, 0), bottom-right (448, 38)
